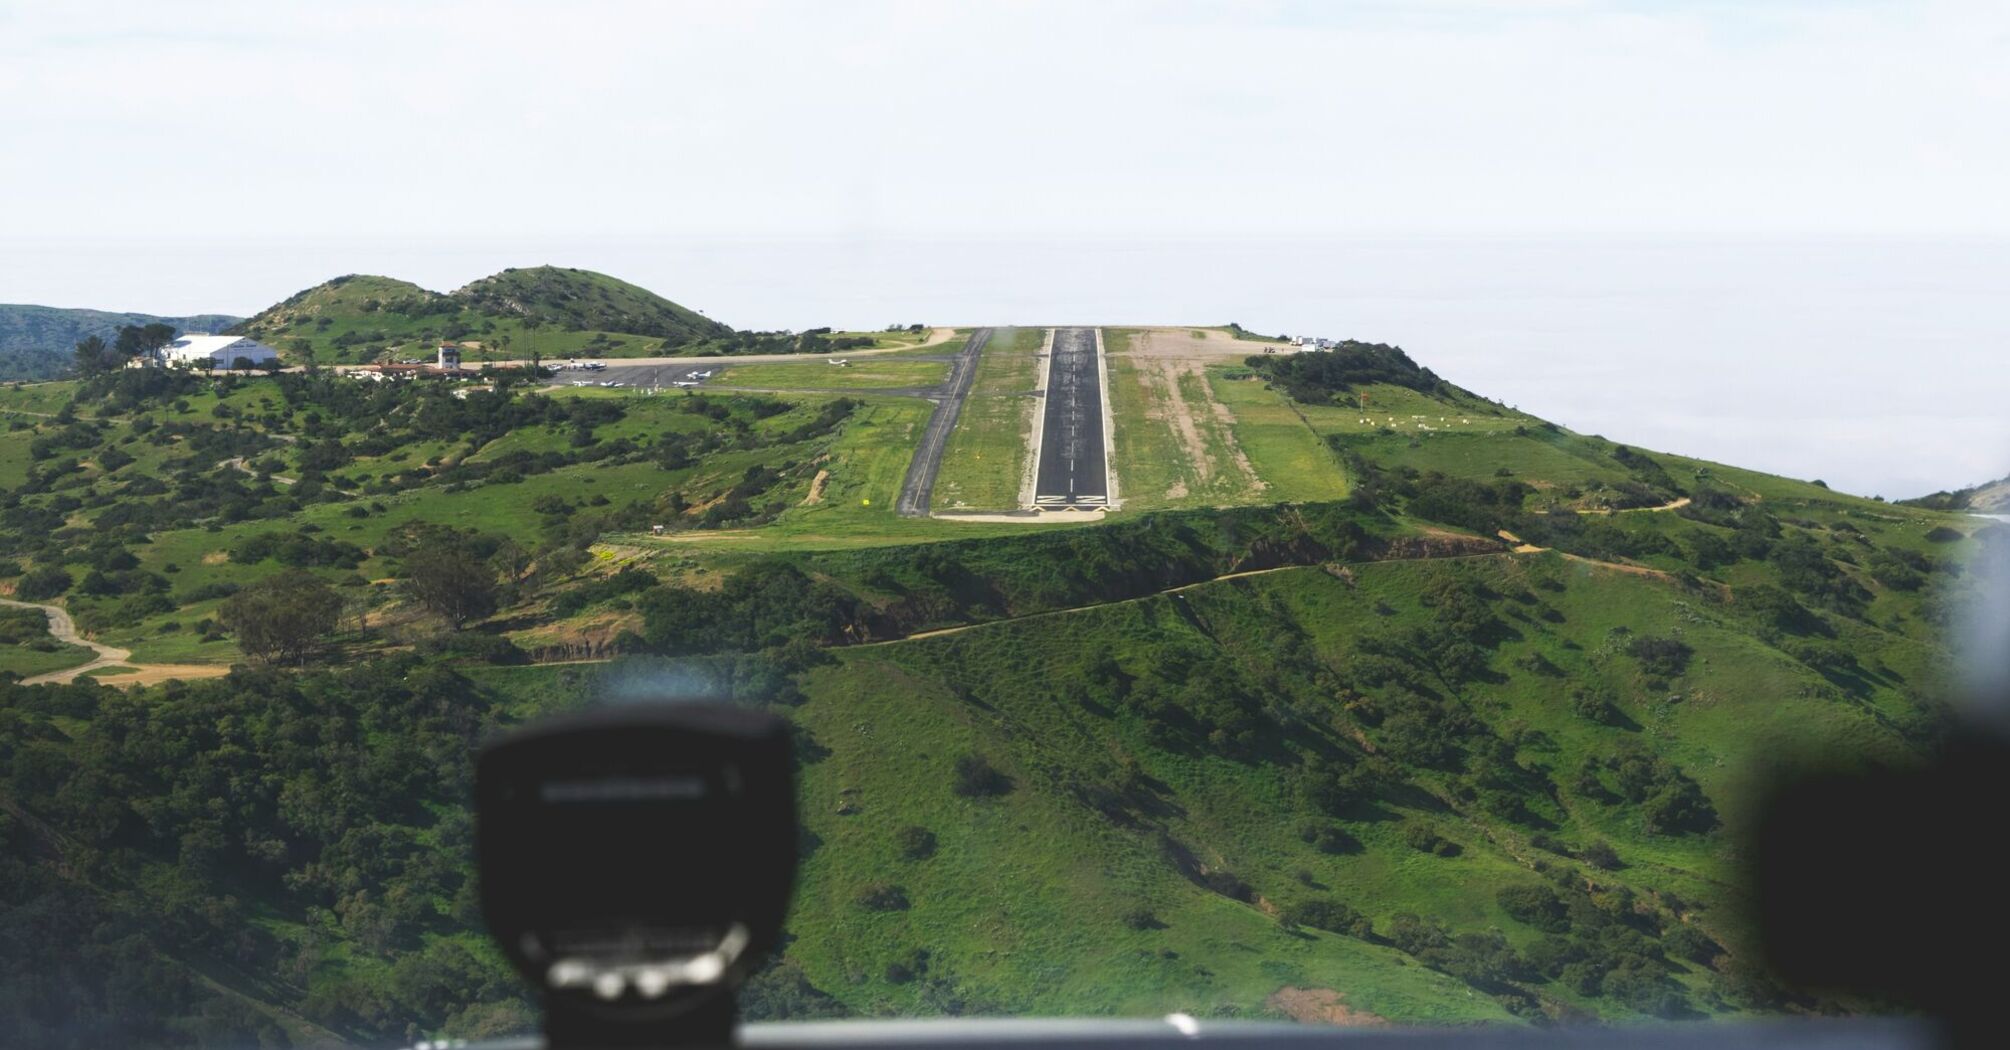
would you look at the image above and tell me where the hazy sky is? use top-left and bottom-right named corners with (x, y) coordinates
top-left (4, 1), bottom-right (2008, 497)
top-left (4, 0), bottom-right (2009, 241)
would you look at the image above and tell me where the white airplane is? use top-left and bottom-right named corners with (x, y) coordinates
top-left (672, 380), bottom-right (698, 388)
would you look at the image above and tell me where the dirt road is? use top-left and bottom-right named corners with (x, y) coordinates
top-left (2, 597), bottom-right (231, 686)
top-left (221, 456), bottom-right (297, 485)
top-left (1, 597), bottom-right (132, 684)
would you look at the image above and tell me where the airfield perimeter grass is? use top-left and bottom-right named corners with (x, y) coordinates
top-left (933, 326), bottom-right (1043, 511)
top-left (1104, 330), bottom-right (1295, 512)
top-left (715, 360), bottom-right (950, 391)
top-left (1203, 369), bottom-right (1349, 505)
top-left (623, 394), bottom-right (1097, 561)
top-left (1104, 333), bottom-right (1234, 510)
top-left (826, 328), bottom-right (945, 351)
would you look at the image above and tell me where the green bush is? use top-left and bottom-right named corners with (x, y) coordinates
top-left (895, 825), bottom-right (937, 860)
top-left (14, 565), bottom-right (72, 601)
top-left (1284, 898), bottom-right (1372, 938)
top-left (855, 883), bottom-right (910, 911)
top-left (1121, 907), bottom-right (1163, 931)
top-left (1496, 885), bottom-right (1568, 933)
top-left (1199, 871), bottom-right (1253, 902)
top-left (951, 753), bottom-right (1013, 798)
top-left (1661, 923), bottom-right (1720, 965)
top-left (1626, 635), bottom-right (1694, 678)
top-left (1402, 822), bottom-right (1460, 857)
top-left (1580, 840), bottom-right (1622, 870)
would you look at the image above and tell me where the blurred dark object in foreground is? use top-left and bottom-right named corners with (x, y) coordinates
top-left (1753, 736), bottom-right (2010, 1048)
top-left (477, 703), bottom-right (796, 1048)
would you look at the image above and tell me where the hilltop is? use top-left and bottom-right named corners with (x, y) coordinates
top-left (0, 304), bottom-right (242, 381)
top-left (232, 266), bottom-right (737, 364)
top-left (1903, 472), bottom-right (2010, 514)
top-left (0, 329), bottom-right (1991, 1046)
top-left (455, 267), bottom-right (730, 344)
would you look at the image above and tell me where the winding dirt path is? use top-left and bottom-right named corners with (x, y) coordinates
top-left (1, 597), bottom-right (132, 684)
top-left (1595, 496), bottom-right (1691, 515)
top-left (1, 597), bottom-right (230, 686)
top-left (220, 456), bottom-right (297, 485)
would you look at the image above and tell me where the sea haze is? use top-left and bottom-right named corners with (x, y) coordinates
top-left (4, 235), bottom-right (2005, 500)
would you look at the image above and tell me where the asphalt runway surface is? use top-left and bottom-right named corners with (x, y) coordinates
top-left (894, 329), bottom-right (990, 518)
top-left (1033, 328), bottom-right (1108, 509)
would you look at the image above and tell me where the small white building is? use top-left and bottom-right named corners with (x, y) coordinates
top-left (160, 335), bottom-right (281, 370)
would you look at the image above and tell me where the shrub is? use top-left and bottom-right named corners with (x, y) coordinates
top-left (1569, 686), bottom-right (1621, 725)
top-left (1402, 823), bottom-right (1460, 857)
top-left (951, 753), bottom-right (1013, 798)
top-left (1298, 822), bottom-right (1359, 855)
top-left (1641, 779), bottom-right (1719, 835)
top-left (14, 565), bottom-right (73, 601)
top-left (1580, 840), bottom-right (1622, 870)
top-left (1284, 898), bottom-right (1372, 938)
top-left (1627, 635), bottom-right (1694, 678)
top-left (1121, 907), bottom-right (1163, 931)
top-left (855, 884), bottom-right (910, 911)
top-left (1496, 885), bottom-right (1568, 933)
top-left (1740, 584), bottom-right (1818, 635)
top-left (417, 631), bottom-right (528, 665)
top-left (895, 825), bottom-right (937, 860)
top-left (1199, 871), bottom-right (1253, 902)
top-left (1662, 923), bottom-right (1721, 965)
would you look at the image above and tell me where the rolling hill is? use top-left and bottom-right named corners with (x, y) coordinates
top-left (1903, 472), bottom-right (2010, 514)
top-left (232, 266), bottom-right (737, 364)
top-left (0, 332), bottom-right (1992, 1046)
top-left (0, 304), bottom-right (242, 381)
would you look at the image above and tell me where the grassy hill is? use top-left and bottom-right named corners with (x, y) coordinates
top-left (1903, 472), bottom-right (2010, 514)
top-left (232, 266), bottom-right (737, 364)
top-left (0, 335), bottom-right (1992, 1046)
top-left (1, 304), bottom-right (242, 381)
top-left (455, 266), bottom-right (730, 344)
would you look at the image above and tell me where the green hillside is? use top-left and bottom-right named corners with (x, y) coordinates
top-left (1903, 472), bottom-right (2010, 514)
top-left (0, 337), bottom-right (1991, 1046)
top-left (455, 266), bottom-right (731, 344)
top-left (1, 304), bottom-right (242, 381)
top-left (232, 267), bottom-right (737, 364)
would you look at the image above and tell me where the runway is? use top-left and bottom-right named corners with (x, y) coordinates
top-left (894, 329), bottom-right (990, 518)
top-left (1032, 328), bottom-right (1109, 509)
